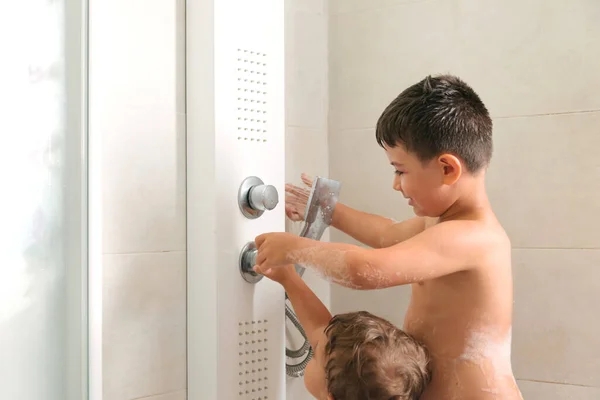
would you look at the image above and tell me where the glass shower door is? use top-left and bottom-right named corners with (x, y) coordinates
top-left (0, 0), bottom-right (88, 399)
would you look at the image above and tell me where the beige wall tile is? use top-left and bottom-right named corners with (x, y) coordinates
top-left (517, 380), bottom-right (600, 400)
top-left (488, 112), bottom-right (600, 249)
top-left (330, 0), bottom-right (600, 130)
top-left (286, 127), bottom-right (329, 182)
top-left (330, 0), bottom-right (417, 16)
top-left (102, 105), bottom-right (186, 254)
top-left (98, 0), bottom-right (185, 255)
top-left (329, 1), bottom-right (457, 131)
top-left (175, 0), bottom-right (186, 115)
top-left (329, 129), bottom-right (414, 222)
top-left (331, 285), bottom-right (411, 329)
top-left (512, 249), bottom-right (600, 387)
top-left (91, 0), bottom-right (179, 112)
top-left (285, 10), bottom-right (328, 129)
top-left (288, 0), bottom-right (325, 14)
top-left (452, 0), bottom-right (600, 118)
top-left (103, 252), bottom-right (187, 400)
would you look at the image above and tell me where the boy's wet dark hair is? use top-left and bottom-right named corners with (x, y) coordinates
top-left (324, 311), bottom-right (430, 400)
top-left (376, 74), bottom-right (493, 173)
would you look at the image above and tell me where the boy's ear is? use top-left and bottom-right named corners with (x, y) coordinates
top-left (326, 394), bottom-right (335, 400)
top-left (437, 153), bottom-right (462, 185)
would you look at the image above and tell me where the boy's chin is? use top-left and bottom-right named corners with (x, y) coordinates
top-left (411, 206), bottom-right (425, 217)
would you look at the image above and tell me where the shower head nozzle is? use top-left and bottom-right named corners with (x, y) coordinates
top-left (295, 176), bottom-right (342, 276)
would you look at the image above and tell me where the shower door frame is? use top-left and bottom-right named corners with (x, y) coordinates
top-left (65, 0), bottom-right (102, 399)
top-left (65, 0), bottom-right (94, 399)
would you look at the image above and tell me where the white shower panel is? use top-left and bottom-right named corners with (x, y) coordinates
top-left (187, 0), bottom-right (285, 399)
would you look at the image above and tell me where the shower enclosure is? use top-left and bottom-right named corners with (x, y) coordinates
top-left (0, 0), bottom-right (92, 399)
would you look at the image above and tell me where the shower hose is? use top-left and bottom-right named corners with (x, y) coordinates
top-left (285, 292), bottom-right (313, 377)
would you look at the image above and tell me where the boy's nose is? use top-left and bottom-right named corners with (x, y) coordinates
top-left (392, 176), bottom-right (402, 192)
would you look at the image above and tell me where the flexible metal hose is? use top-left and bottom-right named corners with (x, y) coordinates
top-left (286, 346), bottom-right (313, 378)
top-left (285, 300), bottom-right (313, 377)
top-left (285, 302), bottom-right (311, 358)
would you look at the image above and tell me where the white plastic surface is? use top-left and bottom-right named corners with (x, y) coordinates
top-left (187, 0), bottom-right (285, 399)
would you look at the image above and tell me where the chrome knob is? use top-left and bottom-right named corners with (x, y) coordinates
top-left (239, 242), bottom-right (262, 283)
top-left (238, 176), bottom-right (279, 219)
top-left (249, 184), bottom-right (279, 211)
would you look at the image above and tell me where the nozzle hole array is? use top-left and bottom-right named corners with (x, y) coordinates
top-left (237, 49), bottom-right (268, 142)
top-left (238, 319), bottom-right (270, 398)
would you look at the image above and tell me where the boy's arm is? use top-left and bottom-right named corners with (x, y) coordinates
top-left (332, 203), bottom-right (427, 248)
top-left (280, 272), bottom-right (332, 349)
top-left (254, 264), bottom-right (331, 349)
top-left (256, 221), bottom-right (485, 289)
top-left (287, 174), bottom-right (425, 248)
top-left (345, 221), bottom-right (482, 288)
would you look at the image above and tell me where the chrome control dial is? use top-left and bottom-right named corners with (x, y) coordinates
top-left (239, 241), bottom-right (262, 283)
top-left (238, 176), bottom-right (279, 219)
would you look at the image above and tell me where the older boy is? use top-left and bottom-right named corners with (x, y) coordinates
top-left (255, 75), bottom-right (523, 399)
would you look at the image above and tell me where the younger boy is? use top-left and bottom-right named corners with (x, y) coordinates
top-left (254, 263), bottom-right (430, 400)
top-left (255, 75), bottom-right (523, 399)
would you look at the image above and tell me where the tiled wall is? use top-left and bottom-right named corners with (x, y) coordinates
top-left (93, 0), bottom-right (186, 399)
top-left (328, 0), bottom-right (600, 398)
top-left (285, 0), bottom-right (330, 398)
top-left (94, 0), bottom-right (600, 398)
top-left (95, 0), bottom-right (328, 398)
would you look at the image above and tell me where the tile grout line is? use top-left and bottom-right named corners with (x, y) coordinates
top-left (329, 109), bottom-right (600, 133)
top-left (512, 247), bottom-right (600, 251)
top-left (330, 127), bottom-right (375, 133)
top-left (495, 109), bottom-right (600, 120)
top-left (103, 250), bottom-right (187, 256)
top-left (287, 124), bottom-right (328, 130)
top-left (330, 0), bottom-right (436, 18)
top-left (517, 378), bottom-right (599, 389)
top-left (131, 388), bottom-right (186, 400)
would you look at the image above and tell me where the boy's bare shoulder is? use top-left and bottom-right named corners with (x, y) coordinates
top-left (427, 215), bottom-right (510, 259)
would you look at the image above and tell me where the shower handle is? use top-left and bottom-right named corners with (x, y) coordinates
top-left (238, 176), bottom-right (279, 219)
top-left (249, 184), bottom-right (278, 211)
top-left (239, 241), bottom-right (263, 283)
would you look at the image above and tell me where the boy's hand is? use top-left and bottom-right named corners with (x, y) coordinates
top-left (255, 232), bottom-right (306, 268)
top-left (253, 263), bottom-right (297, 285)
top-left (285, 173), bottom-right (313, 221)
